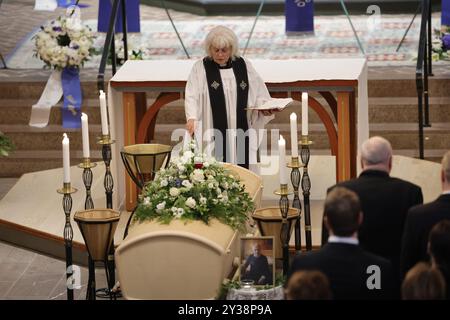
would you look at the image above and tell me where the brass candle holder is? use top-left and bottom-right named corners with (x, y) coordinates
top-left (56, 182), bottom-right (78, 300)
top-left (96, 134), bottom-right (117, 298)
top-left (300, 135), bottom-right (313, 251)
top-left (274, 184), bottom-right (294, 275)
top-left (287, 156), bottom-right (303, 253)
top-left (78, 158), bottom-right (97, 210)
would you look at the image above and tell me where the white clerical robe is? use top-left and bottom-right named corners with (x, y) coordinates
top-left (184, 58), bottom-right (274, 173)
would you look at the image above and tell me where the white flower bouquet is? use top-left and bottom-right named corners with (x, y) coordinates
top-left (134, 141), bottom-right (255, 231)
top-left (34, 15), bottom-right (94, 69)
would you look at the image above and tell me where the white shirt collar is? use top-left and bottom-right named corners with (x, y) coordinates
top-left (328, 235), bottom-right (359, 245)
top-left (442, 190), bottom-right (450, 195)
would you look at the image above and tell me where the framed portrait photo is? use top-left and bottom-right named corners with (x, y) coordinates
top-left (239, 236), bottom-right (275, 287)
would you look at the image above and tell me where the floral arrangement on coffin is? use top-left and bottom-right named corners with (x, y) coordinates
top-left (34, 15), bottom-right (94, 69)
top-left (134, 141), bottom-right (255, 231)
top-left (432, 26), bottom-right (450, 61)
top-left (0, 132), bottom-right (15, 157)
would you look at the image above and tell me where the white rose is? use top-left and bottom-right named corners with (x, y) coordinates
top-left (177, 164), bottom-right (186, 173)
top-left (177, 208), bottom-right (185, 216)
top-left (203, 161), bottom-right (210, 168)
top-left (169, 187), bottom-right (180, 197)
top-left (208, 182), bottom-right (215, 189)
top-left (143, 197), bottom-right (150, 205)
top-left (194, 156), bottom-right (203, 163)
top-left (191, 169), bottom-right (205, 182)
top-left (156, 201), bottom-right (166, 212)
top-left (171, 207), bottom-right (178, 213)
top-left (182, 180), bottom-right (192, 189)
top-left (200, 197), bottom-right (207, 205)
top-left (160, 179), bottom-right (168, 187)
top-left (185, 197), bottom-right (196, 209)
top-left (183, 150), bottom-right (194, 159)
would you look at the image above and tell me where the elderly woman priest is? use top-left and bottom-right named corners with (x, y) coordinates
top-left (184, 26), bottom-right (277, 172)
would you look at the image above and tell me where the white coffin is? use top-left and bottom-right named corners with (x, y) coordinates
top-left (115, 164), bottom-right (263, 300)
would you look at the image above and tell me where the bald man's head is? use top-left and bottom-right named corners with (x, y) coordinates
top-left (360, 136), bottom-right (393, 173)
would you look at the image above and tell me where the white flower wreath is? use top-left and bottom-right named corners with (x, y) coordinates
top-left (34, 6), bottom-right (94, 70)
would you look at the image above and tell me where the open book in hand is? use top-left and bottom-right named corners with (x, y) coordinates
top-left (246, 98), bottom-right (293, 111)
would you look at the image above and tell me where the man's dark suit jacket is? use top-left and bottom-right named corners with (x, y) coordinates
top-left (400, 194), bottom-right (450, 277)
top-left (289, 242), bottom-right (396, 299)
top-left (321, 170), bottom-right (423, 277)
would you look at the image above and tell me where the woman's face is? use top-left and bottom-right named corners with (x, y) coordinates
top-left (211, 46), bottom-right (231, 65)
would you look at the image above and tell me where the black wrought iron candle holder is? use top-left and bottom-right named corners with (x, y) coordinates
top-left (300, 135), bottom-right (313, 251)
top-left (97, 135), bottom-right (115, 209)
top-left (97, 134), bottom-right (117, 298)
top-left (287, 157), bottom-right (303, 253)
top-left (57, 182), bottom-right (78, 300)
top-left (274, 184), bottom-right (293, 275)
top-left (78, 158), bottom-right (97, 210)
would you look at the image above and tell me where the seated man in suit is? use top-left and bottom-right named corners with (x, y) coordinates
top-left (322, 136), bottom-right (423, 278)
top-left (291, 187), bottom-right (396, 299)
top-left (428, 220), bottom-right (450, 299)
top-left (401, 151), bottom-right (450, 278)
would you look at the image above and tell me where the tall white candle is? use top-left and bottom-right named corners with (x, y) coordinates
top-left (302, 92), bottom-right (309, 136)
top-left (290, 112), bottom-right (299, 158)
top-left (278, 135), bottom-right (288, 185)
top-left (99, 90), bottom-right (109, 135)
top-left (62, 133), bottom-right (70, 183)
top-left (81, 113), bottom-right (90, 158)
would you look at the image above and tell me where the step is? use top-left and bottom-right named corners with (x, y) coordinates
top-left (0, 103), bottom-right (102, 125)
top-left (0, 125), bottom-right (103, 151)
top-left (150, 123), bottom-right (450, 150)
top-left (0, 82), bottom-right (103, 100)
top-left (2, 97), bottom-right (450, 126)
top-left (2, 72), bottom-right (450, 100)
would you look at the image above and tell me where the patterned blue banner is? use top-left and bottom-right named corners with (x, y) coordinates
top-left (443, 0), bottom-right (450, 26)
top-left (97, 0), bottom-right (141, 33)
top-left (61, 67), bottom-right (82, 129)
top-left (285, 0), bottom-right (314, 34)
top-left (57, 0), bottom-right (89, 8)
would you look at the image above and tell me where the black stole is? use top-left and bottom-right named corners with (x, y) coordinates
top-left (203, 57), bottom-right (249, 168)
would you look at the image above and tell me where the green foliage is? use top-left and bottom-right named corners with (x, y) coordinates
top-left (0, 132), bottom-right (15, 157)
top-left (216, 273), bottom-right (286, 300)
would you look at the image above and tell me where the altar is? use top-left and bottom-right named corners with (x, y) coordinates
top-left (107, 59), bottom-right (368, 211)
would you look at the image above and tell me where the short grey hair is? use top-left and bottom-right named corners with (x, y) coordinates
top-left (360, 136), bottom-right (392, 165)
top-left (442, 151), bottom-right (450, 182)
top-left (204, 26), bottom-right (240, 59)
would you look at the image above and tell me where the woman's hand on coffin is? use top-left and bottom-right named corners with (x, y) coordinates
top-left (186, 119), bottom-right (195, 136)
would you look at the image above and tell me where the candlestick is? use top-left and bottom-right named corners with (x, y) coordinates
top-left (81, 113), bottom-right (90, 159)
top-left (57, 183), bottom-right (77, 300)
top-left (302, 92), bottom-right (308, 136)
top-left (287, 156), bottom-right (303, 252)
top-left (290, 113), bottom-right (299, 158)
top-left (278, 135), bottom-right (288, 185)
top-left (99, 90), bottom-right (109, 136)
top-left (300, 136), bottom-right (313, 251)
top-left (97, 134), bottom-right (116, 299)
top-left (62, 133), bottom-right (70, 183)
top-left (78, 158), bottom-right (97, 210)
top-left (274, 184), bottom-right (294, 276)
